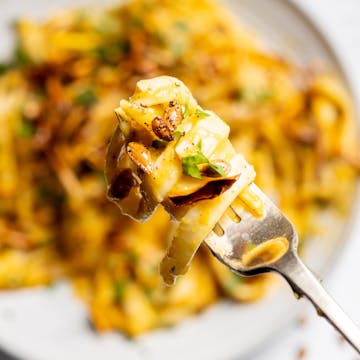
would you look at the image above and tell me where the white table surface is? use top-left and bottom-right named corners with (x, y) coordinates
top-left (252, 2), bottom-right (360, 359)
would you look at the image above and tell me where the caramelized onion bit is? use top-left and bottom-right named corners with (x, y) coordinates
top-left (169, 177), bottom-right (237, 206)
top-left (108, 168), bottom-right (138, 200)
top-left (126, 142), bottom-right (153, 174)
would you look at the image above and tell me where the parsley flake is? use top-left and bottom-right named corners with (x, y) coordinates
top-left (183, 103), bottom-right (189, 118)
top-left (0, 63), bottom-right (10, 75)
top-left (208, 162), bottom-right (226, 177)
top-left (195, 108), bottom-right (210, 117)
top-left (174, 21), bottom-right (189, 32)
top-left (114, 280), bottom-right (127, 302)
top-left (182, 152), bottom-right (208, 179)
top-left (236, 88), bottom-right (273, 104)
top-left (182, 141), bottom-right (226, 179)
top-left (224, 273), bottom-right (244, 292)
top-left (174, 129), bottom-right (184, 139)
top-left (152, 139), bottom-right (167, 149)
top-left (174, 126), bottom-right (185, 144)
top-left (14, 46), bottom-right (32, 68)
top-left (18, 121), bottom-right (35, 138)
top-left (131, 17), bottom-right (142, 28)
top-left (75, 88), bottom-right (97, 107)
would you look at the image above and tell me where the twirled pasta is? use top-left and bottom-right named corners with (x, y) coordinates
top-left (0, 0), bottom-right (358, 336)
top-left (106, 76), bottom-right (262, 284)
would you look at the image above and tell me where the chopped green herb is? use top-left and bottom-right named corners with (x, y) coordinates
top-left (95, 42), bottom-right (129, 63)
top-left (0, 63), bottom-right (10, 75)
top-left (195, 108), bottom-right (210, 117)
top-left (208, 162), bottom-right (226, 177)
top-left (182, 141), bottom-right (227, 179)
top-left (171, 43), bottom-right (185, 58)
top-left (14, 46), bottom-right (31, 67)
top-left (152, 139), bottom-right (167, 149)
top-left (208, 160), bottom-right (227, 177)
top-left (131, 17), bottom-right (142, 28)
top-left (114, 280), bottom-right (127, 302)
top-left (18, 121), bottom-right (35, 138)
top-left (224, 273), bottom-right (244, 292)
top-left (174, 123), bottom-right (185, 139)
top-left (175, 82), bottom-right (181, 87)
top-left (173, 130), bottom-right (183, 138)
top-left (183, 103), bottom-right (189, 118)
top-left (154, 31), bottom-right (166, 45)
top-left (174, 128), bottom-right (185, 144)
top-left (236, 88), bottom-right (273, 104)
top-left (175, 21), bottom-right (189, 31)
top-left (75, 88), bottom-right (97, 107)
top-left (182, 151), bottom-right (208, 179)
top-left (127, 252), bottom-right (138, 263)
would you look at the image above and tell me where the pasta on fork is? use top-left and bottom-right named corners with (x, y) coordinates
top-left (106, 75), bottom-right (263, 285)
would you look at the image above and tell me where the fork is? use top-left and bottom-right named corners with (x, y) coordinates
top-left (205, 183), bottom-right (360, 354)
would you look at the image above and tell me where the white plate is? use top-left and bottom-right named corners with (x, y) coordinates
top-left (0, 1), bottom-right (357, 359)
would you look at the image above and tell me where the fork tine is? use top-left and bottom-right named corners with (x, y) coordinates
top-left (206, 184), bottom-right (360, 354)
top-left (205, 183), bottom-right (297, 274)
top-left (227, 206), bottom-right (241, 222)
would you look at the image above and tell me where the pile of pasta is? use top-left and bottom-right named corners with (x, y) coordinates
top-left (0, 0), bottom-right (358, 335)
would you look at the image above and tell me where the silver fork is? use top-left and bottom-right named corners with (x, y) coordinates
top-left (205, 183), bottom-right (360, 354)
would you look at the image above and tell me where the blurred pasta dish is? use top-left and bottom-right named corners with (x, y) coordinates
top-left (0, 0), bottom-right (358, 336)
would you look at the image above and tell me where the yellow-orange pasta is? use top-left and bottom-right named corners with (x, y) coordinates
top-left (0, 0), bottom-right (358, 335)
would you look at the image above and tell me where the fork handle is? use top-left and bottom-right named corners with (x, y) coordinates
top-left (275, 254), bottom-right (360, 354)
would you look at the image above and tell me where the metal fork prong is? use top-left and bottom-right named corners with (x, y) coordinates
top-left (212, 223), bottom-right (224, 237)
top-left (204, 183), bottom-right (360, 355)
top-left (228, 205), bottom-right (242, 222)
top-left (217, 210), bottom-right (238, 231)
top-left (227, 203), bottom-right (253, 226)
